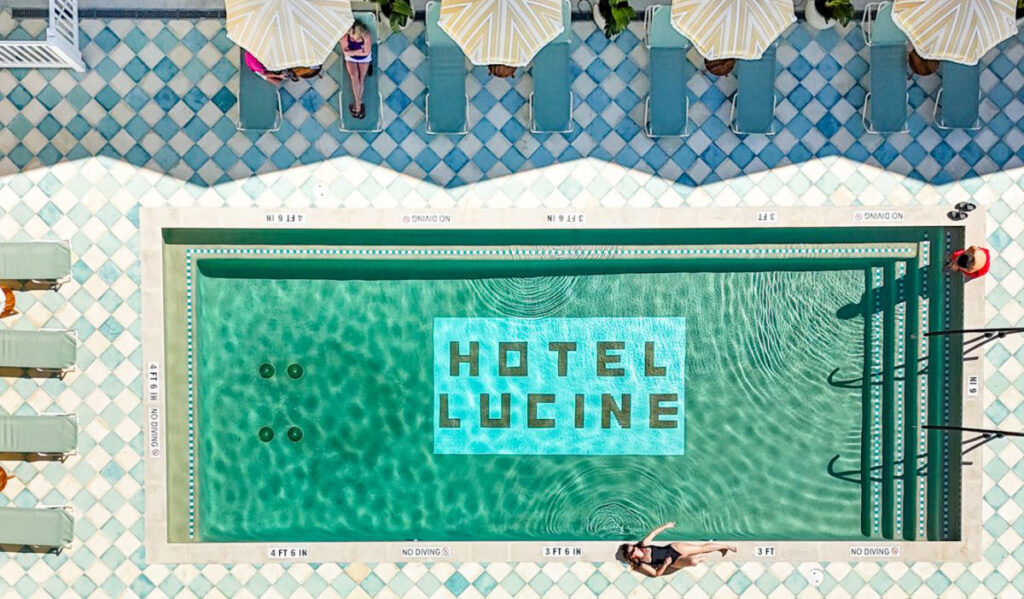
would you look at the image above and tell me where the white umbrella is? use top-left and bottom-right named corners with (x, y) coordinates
top-left (226, 0), bottom-right (355, 71)
top-left (670, 0), bottom-right (795, 60)
top-left (892, 0), bottom-right (1017, 65)
top-left (438, 0), bottom-right (565, 67)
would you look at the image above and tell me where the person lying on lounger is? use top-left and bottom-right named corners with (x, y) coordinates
top-left (616, 521), bottom-right (736, 577)
top-left (342, 22), bottom-right (373, 120)
top-left (488, 64), bottom-right (517, 78)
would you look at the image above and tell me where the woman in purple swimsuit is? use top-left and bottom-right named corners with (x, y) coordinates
top-left (341, 22), bottom-right (372, 119)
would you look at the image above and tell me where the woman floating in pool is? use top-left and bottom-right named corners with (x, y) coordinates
top-left (617, 521), bottom-right (736, 577)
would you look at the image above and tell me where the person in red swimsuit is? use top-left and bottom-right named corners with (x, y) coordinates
top-left (946, 246), bottom-right (990, 279)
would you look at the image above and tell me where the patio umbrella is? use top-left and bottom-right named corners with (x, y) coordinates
top-left (892, 0), bottom-right (1017, 65)
top-left (670, 0), bottom-right (795, 60)
top-left (225, 0), bottom-right (354, 71)
top-left (438, 0), bottom-right (564, 67)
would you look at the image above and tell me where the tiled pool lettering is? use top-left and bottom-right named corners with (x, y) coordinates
top-left (854, 210), bottom-right (905, 223)
top-left (433, 317), bottom-right (686, 456)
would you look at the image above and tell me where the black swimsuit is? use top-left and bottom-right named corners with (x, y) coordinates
top-left (642, 544), bottom-right (682, 565)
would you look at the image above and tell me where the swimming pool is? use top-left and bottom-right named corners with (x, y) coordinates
top-left (144, 208), bottom-right (978, 562)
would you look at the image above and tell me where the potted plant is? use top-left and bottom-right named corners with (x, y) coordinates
top-left (375, 0), bottom-right (414, 33)
top-left (592, 0), bottom-right (635, 39)
top-left (805, 0), bottom-right (854, 30)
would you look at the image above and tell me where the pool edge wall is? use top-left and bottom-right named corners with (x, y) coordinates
top-left (141, 206), bottom-right (985, 564)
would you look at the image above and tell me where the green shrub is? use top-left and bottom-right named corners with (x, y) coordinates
top-left (823, 0), bottom-right (854, 26)
top-left (599, 0), bottom-right (635, 39)
top-left (375, 0), bottom-right (414, 32)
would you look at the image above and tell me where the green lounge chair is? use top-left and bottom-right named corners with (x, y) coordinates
top-left (339, 12), bottom-right (384, 133)
top-left (237, 51), bottom-right (283, 133)
top-left (862, 2), bottom-right (908, 134)
top-left (0, 329), bottom-right (77, 377)
top-left (644, 5), bottom-right (693, 137)
top-left (0, 240), bottom-right (71, 289)
top-left (530, 1), bottom-right (572, 133)
top-left (730, 45), bottom-right (778, 135)
top-left (0, 506), bottom-right (73, 552)
top-left (934, 61), bottom-right (980, 130)
top-left (426, 1), bottom-right (469, 135)
top-left (0, 413), bottom-right (77, 458)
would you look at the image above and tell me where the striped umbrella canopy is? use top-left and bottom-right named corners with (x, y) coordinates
top-left (438, 0), bottom-right (564, 67)
top-left (892, 0), bottom-right (1017, 65)
top-left (226, 0), bottom-right (354, 71)
top-left (670, 0), bottom-right (795, 60)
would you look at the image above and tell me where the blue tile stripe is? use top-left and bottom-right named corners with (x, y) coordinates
top-left (894, 260), bottom-right (907, 539)
top-left (916, 241), bottom-right (930, 539)
top-left (870, 266), bottom-right (884, 536)
top-left (186, 249), bottom-right (196, 538)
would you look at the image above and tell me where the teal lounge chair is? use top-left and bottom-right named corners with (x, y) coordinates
top-left (0, 329), bottom-right (77, 377)
top-left (0, 240), bottom-right (71, 289)
top-left (340, 12), bottom-right (384, 133)
top-left (426, 1), bottom-right (469, 135)
top-left (862, 2), bottom-right (908, 134)
top-left (730, 45), bottom-right (778, 135)
top-left (644, 5), bottom-right (693, 137)
top-left (530, 1), bottom-right (572, 133)
top-left (237, 52), bottom-right (283, 133)
top-left (934, 61), bottom-right (980, 130)
top-left (0, 506), bottom-right (73, 552)
top-left (0, 413), bottom-right (77, 458)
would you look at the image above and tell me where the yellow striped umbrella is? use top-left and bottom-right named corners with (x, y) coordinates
top-left (670, 0), bottom-right (795, 60)
top-left (892, 0), bottom-right (1017, 65)
top-left (438, 0), bottom-right (565, 67)
top-left (226, 0), bottom-right (354, 71)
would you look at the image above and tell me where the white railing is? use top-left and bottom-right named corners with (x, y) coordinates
top-left (0, 0), bottom-right (84, 71)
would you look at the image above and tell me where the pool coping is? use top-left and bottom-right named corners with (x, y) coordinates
top-left (141, 205), bottom-right (985, 564)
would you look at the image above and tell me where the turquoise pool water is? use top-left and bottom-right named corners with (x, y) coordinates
top-left (194, 259), bottom-right (869, 542)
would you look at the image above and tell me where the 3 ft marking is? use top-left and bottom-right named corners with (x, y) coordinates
top-left (755, 211), bottom-right (778, 225)
top-left (967, 375), bottom-right (980, 396)
top-left (753, 545), bottom-right (776, 558)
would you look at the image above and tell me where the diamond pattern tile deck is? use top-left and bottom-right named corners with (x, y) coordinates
top-left (2, 16), bottom-right (1024, 187)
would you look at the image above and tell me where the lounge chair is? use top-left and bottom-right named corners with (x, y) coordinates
top-left (426, 1), bottom-right (469, 135)
top-left (237, 52), bottom-right (283, 133)
top-left (0, 241), bottom-right (71, 289)
top-left (0, 413), bottom-right (77, 458)
top-left (0, 506), bottom-right (73, 552)
top-left (339, 11), bottom-right (384, 133)
top-left (934, 61), bottom-right (980, 130)
top-left (862, 2), bottom-right (908, 134)
top-left (730, 45), bottom-right (778, 135)
top-left (530, 1), bottom-right (572, 133)
top-left (644, 5), bottom-right (693, 137)
top-left (0, 329), bottom-right (77, 377)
